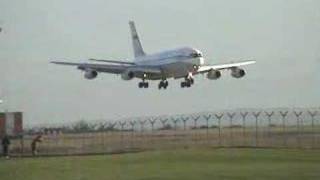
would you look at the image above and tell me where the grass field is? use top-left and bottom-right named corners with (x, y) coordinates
top-left (1, 148), bottom-right (320, 180)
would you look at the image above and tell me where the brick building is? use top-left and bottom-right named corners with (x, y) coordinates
top-left (0, 112), bottom-right (23, 137)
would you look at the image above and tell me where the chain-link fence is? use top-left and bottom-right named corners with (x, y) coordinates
top-left (6, 108), bottom-right (320, 157)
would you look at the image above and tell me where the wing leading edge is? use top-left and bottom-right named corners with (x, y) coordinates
top-left (88, 58), bottom-right (135, 65)
top-left (50, 61), bottom-right (161, 74)
top-left (197, 60), bottom-right (256, 73)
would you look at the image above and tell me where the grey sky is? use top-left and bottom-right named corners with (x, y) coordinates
top-left (0, 0), bottom-right (319, 126)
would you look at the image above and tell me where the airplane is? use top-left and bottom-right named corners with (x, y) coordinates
top-left (51, 21), bottom-right (256, 89)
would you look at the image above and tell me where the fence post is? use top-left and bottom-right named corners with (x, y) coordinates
top-left (149, 118), bottom-right (157, 132)
top-left (203, 114), bottom-right (212, 140)
top-left (181, 117), bottom-right (189, 131)
top-left (191, 115), bottom-right (200, 143)
top-left (20, 134), bottom-right (24, 157)
top-left (308, 111), bottom-right (317, 149)
top-left (171, 117), bottom-right (179, 131)
top-left (240, 112), bottom-right (248, 146)
top-left (265, 111), bottom-right (274, 147)
top-left (129, 120), bottom-right (136, 147)
top-left (160, 118), bottom-right (168, 129)
top-left (119, 121), bottom-right (126, 146)
top-left (253, 111), bottom-right (261, 147)
top-left (294, 111), bottom-right (303, 148)
top-left (203, 114), bottom-right (211, 145)
top-left (192, 115), bottom-right (200, 129)
top-left (280, 111), bottom-right (288, 147)
top-left (103, 122), bottom-right (109, 148)
top-left (139, 119), bottom-right (147, 132)
top-left (171, 117), bottom-right (179, 145)
top-left (215, 113), bottom-right (224, 146)
top-left (139, 119), bottom-right (147, 146)
top-left (148, 117), bottom-right (157, 145)
top-left (97, 122), bottom-right (105, 149)
top-left (227, 112), bottom-right (236, 147)
top-left (107, 122), bottom-right (116, 152)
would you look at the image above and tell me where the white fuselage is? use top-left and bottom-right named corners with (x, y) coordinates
top-left (134, 47), bottom-right (204, 80)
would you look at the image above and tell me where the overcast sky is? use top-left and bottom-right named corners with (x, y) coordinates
top-left (0, 0), bottom-right (319, 126)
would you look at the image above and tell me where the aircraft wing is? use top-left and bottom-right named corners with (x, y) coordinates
top-left (50, 61), bottom-right (161, 74)
top-left (197, 60), bottom-right (256, 73)
top-left (88, 58), bottom-right (135, 65)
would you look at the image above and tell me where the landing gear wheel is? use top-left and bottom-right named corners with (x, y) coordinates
top-left (181, 79), bottom-right (192, 88)
top-left (158, 81), bottom-right (163, 89)
top-left (159, 80), bottom-right (168, 90)
top-left (139, 82), bottom-right (149, 88)
top-left (180, 82), bottom-right (186, 88)
top-left (139, 82), bottom-right (144, 88)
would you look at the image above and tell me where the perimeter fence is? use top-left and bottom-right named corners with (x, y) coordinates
top-left (6, 108), bottom-right (320, 157)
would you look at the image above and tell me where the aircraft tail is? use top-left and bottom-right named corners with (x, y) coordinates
top-left (129, 21), bottom-right (146, 58)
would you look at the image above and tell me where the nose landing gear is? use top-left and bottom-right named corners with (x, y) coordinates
top-left (138, 81), bottom-right (149, 88)
top-left (181, 77), bottom-right (194, 88)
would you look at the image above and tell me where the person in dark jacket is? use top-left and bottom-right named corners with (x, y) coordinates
top-left (31, 134), bottom-right (42, 156)
top-left (1, 135), bottom-right (11, 158)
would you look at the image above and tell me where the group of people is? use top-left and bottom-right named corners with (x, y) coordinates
top-left (1, 134), bottom-right (42, 158)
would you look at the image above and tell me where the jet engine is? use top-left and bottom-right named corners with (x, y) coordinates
top-left (207, 70), bottom-right (221, 80)
top-left (121, 70), bottom-right (134, 80)
top-left (84, 70), bottom-right (98, 79)
top-left (231, 68), bottom-right (245, 78)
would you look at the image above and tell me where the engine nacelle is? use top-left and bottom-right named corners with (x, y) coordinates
top-left (84, 70), bottom-right (98, 79)
top-left (231, 68), bottom-right (245, 78)
top-left (121, 70), bottom-right (134, 80)
top-left (207, 70), bottom-right (221, 80)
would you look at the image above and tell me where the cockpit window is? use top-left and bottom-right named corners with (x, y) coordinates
top-left (190, 52), bottom-right (202, 58)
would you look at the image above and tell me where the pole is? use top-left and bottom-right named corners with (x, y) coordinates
top-left (280, 111), bottom-right (288, 147)
top-left (215, 113), bottom-right (224, 147)
top-left (308, 111), bottom-right (317, 149)
top-left (253, 111), bottom-right (261, 147)
top-left (203, 114), bottom-right (212, 143)
top-left (294, 111), bottom-right (303, 148)
top-left (240, 112), bottom-right (248, 146)
top-left (227, 112), bottom-right (236, 147)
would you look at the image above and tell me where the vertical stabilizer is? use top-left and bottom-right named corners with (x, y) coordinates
top-left (129, 21), bottom-right (146, 58)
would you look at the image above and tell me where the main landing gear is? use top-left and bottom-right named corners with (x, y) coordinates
top-left (158, 80), bottom-right (168, 89)
top-left (138, 81), bottom-right (149, 88)
top-left (180, 77), bottom-right (194, 88)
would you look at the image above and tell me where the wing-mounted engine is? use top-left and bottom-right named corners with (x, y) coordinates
top-left (207, 69), bottom-right (221, 80)
top-left (121, 70), bottom-right (134, 80)
top-left (231, 67), bottom-right (245, 78)
top-left (84, 69), bottom-right (98, 79)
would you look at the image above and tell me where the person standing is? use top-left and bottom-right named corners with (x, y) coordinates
top-left (31, 134), bottom-right (42, 156)
top-left (1, 135), bottom-right (11, 159)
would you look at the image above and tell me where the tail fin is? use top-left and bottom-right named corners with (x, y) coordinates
top-left (129, 21), bottom-right (146, 58)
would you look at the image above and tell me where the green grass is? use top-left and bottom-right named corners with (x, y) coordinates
top-left (1, 148), bottom-right (320, 180)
